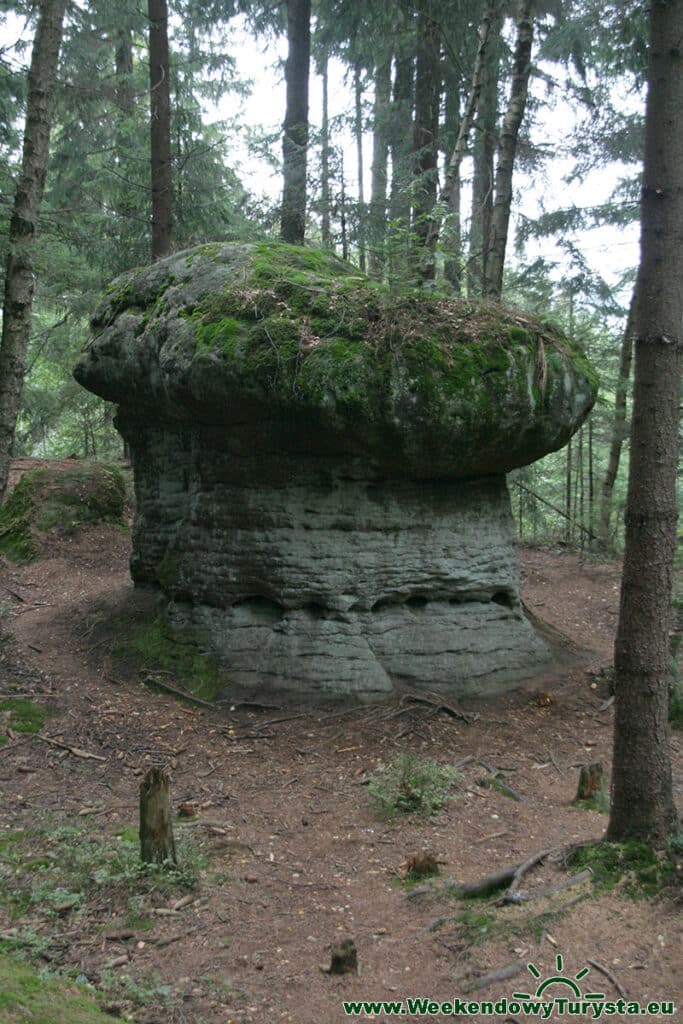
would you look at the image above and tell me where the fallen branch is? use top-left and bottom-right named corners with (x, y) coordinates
top-left (35, 734), bottom-right (106, 762)
top-left (587, 958), bottom-right (628, 999)
top-left (401, 691), bottom-right (476, 723)
top-left (457, 863), bottom-right (522, 898)
top-left (501, 849), bottom-right (552, 904)
top-left (466, 959), bottom-right (525, 993)
top-left (532, 868), bottom-right (592, 900)
top-left (141, 674), bottom-right (215, 709)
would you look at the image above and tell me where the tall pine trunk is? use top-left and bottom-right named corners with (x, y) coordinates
top-left (320, 54), bottom-right (332, 248)
top-left (598, 286), bottom-right (637, 547)
top-left (353, 64), bottom-right (366, 271)
top-left (368, 57), bottom-right (391, 279)
top-left (483, 0), bottom-right (533, 300)
top-left (468, 4), bottom-right (501, 297)
top-left (388, 50), bottom-right (413, 278)
top-left (607, 0), bottom-right (682, 844)
top-left (281, 0), bottom-right (311, 245)
top-left (411, 0), bottom-right (440, 283)
top-left (0, 0), bottom-right (66, 505)
top-left (148, 0), bottom-right (173, 259)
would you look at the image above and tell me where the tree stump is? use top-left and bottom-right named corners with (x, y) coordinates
top-left (139, 767), bottom-right (177, 865)
top-left (328, 938), bottom-right (358, 975)
top-left (575, 762), bottom-right (605, 803)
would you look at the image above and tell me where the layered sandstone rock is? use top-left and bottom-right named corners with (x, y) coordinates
top-left (74, 242), bottom-right (598, 698)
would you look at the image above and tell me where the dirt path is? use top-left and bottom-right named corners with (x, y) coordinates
top-left (0, 522), bottom-right (681, 1024)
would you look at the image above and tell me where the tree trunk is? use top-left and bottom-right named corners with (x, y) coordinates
top-left (598, 286), bottom-right (637, 547)
top-left (148, 0), bottom-right (173, 259)
top-left (0, 0), bottom-right (66, 506)
top-left (368, 56), bottom-right (391, 279)
top-left (442, 68), bottom-right (461, 291)
top-left (607, 0), bottom-right (682, 845)
top-left (564, 438), bottom-right (572, 543)
top-left (483, 0), bottom-right (533, 300)
top-left (388, 50), bottom-right (414, 279)
top-left (281, 0), bottom-right (311, 245)
top-left (411, 0), bottom-right (440, 283)
top-left (353, 64), bottom-right (366, 271)
top-left (320, 54), bottom-right (332, 248)
top-left (468, 3), bottom-right (502, 296)
top-left (140, 767), bottom-right (177, 865)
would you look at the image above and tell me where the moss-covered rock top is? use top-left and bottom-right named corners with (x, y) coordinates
top-left (74, 242), bottom-right (598, 478)
top-left (0, 462), bottom-right (126, 563)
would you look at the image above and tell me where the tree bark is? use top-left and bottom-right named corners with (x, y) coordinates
top-left (388, 49), bottom-right (414, 279)
top-left (483, 0), bottom-right (533, 300)
top-left (280, 0), bottom-right (311, 245)
top-left (0, 0), bottom-right (66, 506)
top-left (353, 64), bottom-right (366, 271)
top-left (468, 3), bottom-right (502, 296)
top-left (598, 286), bottom-right (637, 547)
top-left (368, 56), bottom-right (391, 279)
top-left (140, 767), bottom-right (177, 865)
top-left (430, 0), bottom-right (497, 287)
top-left (148, 0), bottom-right (173, 259)
top-left (320, 53), bottom-right (332, 248)
top-left (411, 0), bottom-right (440, 283)
top-left (442, 68), bottom-right (461, 291)
top-left (607, 0), bottom-right (682, 845)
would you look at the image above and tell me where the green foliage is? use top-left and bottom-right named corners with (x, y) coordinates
top-left (0, 465), bottom-right (125, 564)
top-left (0, 699), bottom-right (50, 748)
top-left (0, 954), bottom-right (116, 1024)
top-left (567, 840), bottom-right (680, 897)
top-left (454, 909), bottom-right (498, 945)
top-left (0, 822), bottom-right (205, 924)
top-left (120, 616), bottom-right (220, 703)
top-left (0, 476), bottom-right (38, 562)
top-left (368, 753), bottom-right (458, 817)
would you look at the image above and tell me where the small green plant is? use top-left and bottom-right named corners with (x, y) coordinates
top-left (368, 753), bottom-right (458, 817)
top-left (0, 822), bottom-right (205, 922)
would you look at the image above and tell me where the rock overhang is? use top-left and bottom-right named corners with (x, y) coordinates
top-left (74, 241), bottom-right (598, 480)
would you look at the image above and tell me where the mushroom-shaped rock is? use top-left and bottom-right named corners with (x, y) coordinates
top-left (74, 242), bottom-right (598, 699)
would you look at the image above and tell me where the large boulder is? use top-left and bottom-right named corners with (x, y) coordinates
top-left (74, 242), bottom-right (598, 699)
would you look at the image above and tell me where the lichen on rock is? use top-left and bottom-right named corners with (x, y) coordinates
top-left (74, 242), bottom-right (598, 699)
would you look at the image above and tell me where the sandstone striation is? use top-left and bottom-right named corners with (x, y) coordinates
top-left (74, 241), bottom-right (598, 699)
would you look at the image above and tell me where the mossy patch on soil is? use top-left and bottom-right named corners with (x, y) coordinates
top-left (567, 840), bottom-right (681, 897)
top-left (0, 954), bottom-right (116, 1024)
top-left (118, 615), bottom-right (221, 703)
top-left (0, 698), bottom-right (50, 747)
top-left (0, 463), bottom-right (126, 563)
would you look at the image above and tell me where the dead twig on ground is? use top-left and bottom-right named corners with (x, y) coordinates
top-left (34, 734), bottom-right (106, 762)
top-left (501, 848), bottom-right (552, 903)
top-left (400, 691), bottom-right (477, 723)
top-left (466, 959), bottom-right (525, 992)
top-left (141, 674), bottom-right (215, 709)
top-left (587, 958), bottom-right (628, 999)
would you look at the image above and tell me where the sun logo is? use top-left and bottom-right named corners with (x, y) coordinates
top-left (513, 954), bottom-right (605, 1001)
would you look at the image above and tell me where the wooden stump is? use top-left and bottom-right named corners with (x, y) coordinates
top-left (328, 939), bottom-right (358, 975)
top-left (575, 762), bottom-right (605, 802)
top-left (139, 767), bottom-right (177, 865)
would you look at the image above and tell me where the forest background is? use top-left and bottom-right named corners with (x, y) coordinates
top-left (0, 0), bottom-right (675, 551)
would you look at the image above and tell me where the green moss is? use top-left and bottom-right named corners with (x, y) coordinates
top-left (126, 616), bottom-right (220, 702)
top-left (0, 465), bottom-right (125, 563)
top-left (0, 954), bottom-right (116, 1024)
top-left (0, 700), bottom-right (50, 747)
top-left (196, 316), bottom-right (242, 355)
top-left (0, 476), bottom-right (37, 562)
top-left (568, 840), bottom-right (679, 897)
top-left (33, 465), bottom-right (125, 534)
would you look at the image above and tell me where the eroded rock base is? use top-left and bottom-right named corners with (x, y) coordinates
top-left (126, 424), bottom-right (550, 698)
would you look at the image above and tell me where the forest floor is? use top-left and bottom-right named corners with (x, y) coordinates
top-left (0, 461), bottom-right (681, 1024)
